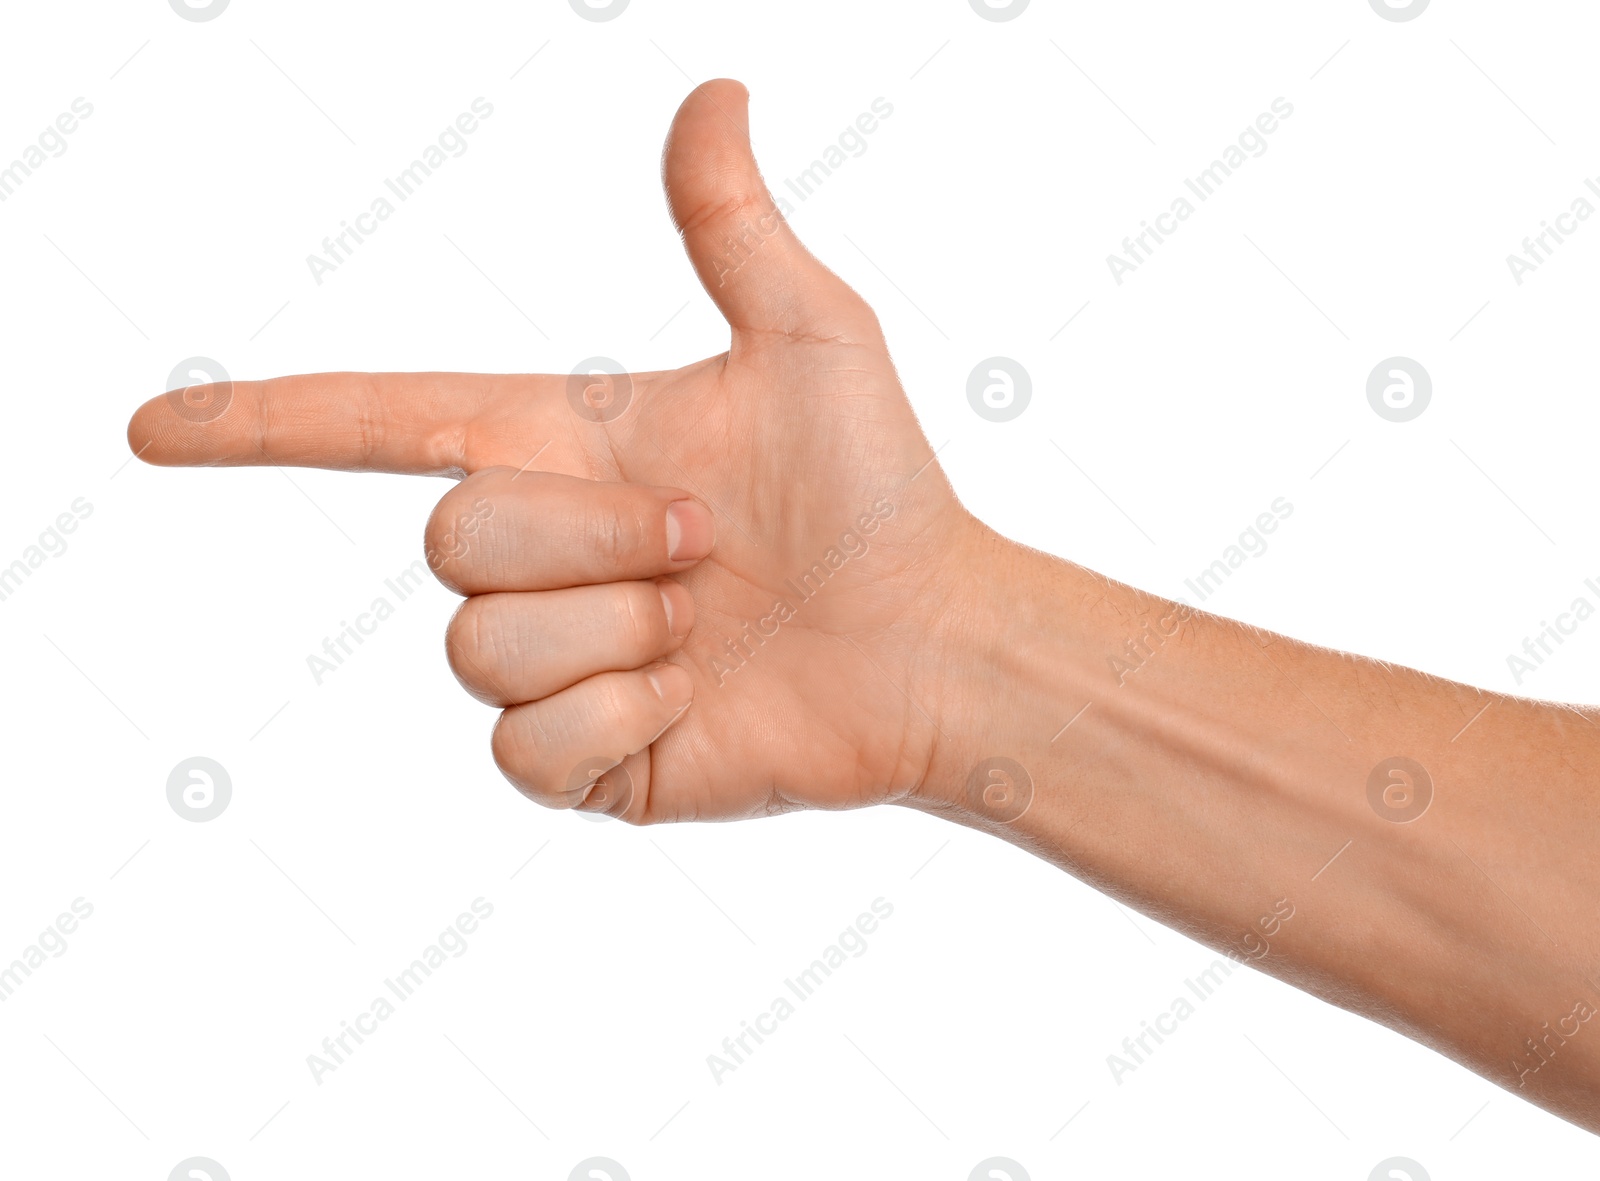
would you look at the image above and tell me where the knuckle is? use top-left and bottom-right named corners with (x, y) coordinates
top-left (425, 476), bottom-right (496, 578)
top-left (443, 601), bottom-right (475, 673)
top-left (443, 595), bottom-right (479, 649)
top-left (423, 423), bottom-right (473, 477)
top-left (490, 709), bottom-right (554, 800)
top-left (489, 712), bottom-right (522, 779)
top-left (422, 497), bottom-right (458, 571)
top-left (351, 375), bottom-right (385, 466)
top-left (592, 498), bottom-right (649, 572)
top-left (617, 583), bottom-right (666, 660)
top-left (593, 675), bottom-right (635, 733)
top-left (676, 194), bottom-right (752, 240)
top-left (444, 599), bottom-right (497, 693)
top-left (584, 676), bottom-right (617, 728)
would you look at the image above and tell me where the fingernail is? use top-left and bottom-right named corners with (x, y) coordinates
top-left (646, 661), bottom-right (694, 711)
top-left (658, 582), bottom-right (690, 638)
top-left (665, 499), bottom-right (715, 562)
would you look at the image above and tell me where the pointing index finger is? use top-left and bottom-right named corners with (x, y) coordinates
top-left (127, 370), bottom-right (562, 476)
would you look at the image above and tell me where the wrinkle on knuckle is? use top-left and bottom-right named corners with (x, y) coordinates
top-left (593, 499), bottom-right (643, 573)
top-left (677, 194), bottom-right (752, 240)
top-left (446, 600), bottom-right (497, 691)
top-left (595, 676), bottom-right (634, 734)
top-left (618, 584), bottom-right (657, 659)
top-left (425, 481), bottom-right (488, 581)
top-left (443, 603), bottom-right (475, 674)
top-left (423, 498), bottom-right (453, 563)
top-left (492, 708), bottom-right (549, 793)
top-left (352, 376), bottom-right (385, 466)
top-left (249, 380), bottom-right (272, 457)
top-left (490, 712), bottom-right (521, 776)
top-left (424, 423), bottom-right (471, 476)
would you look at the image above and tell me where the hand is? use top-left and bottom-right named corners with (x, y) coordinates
top-left (128, 79), bottom-right (985, 823)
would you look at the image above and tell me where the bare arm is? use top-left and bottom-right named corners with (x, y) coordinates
top-left (910, 528), bottom-right (1600, 1130)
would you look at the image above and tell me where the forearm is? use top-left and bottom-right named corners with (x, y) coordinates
top-left (913, 525), bottom-right (1600, 1131)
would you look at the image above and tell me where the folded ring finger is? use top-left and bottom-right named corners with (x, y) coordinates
top-left (446, 578), bottom-right (695, 706)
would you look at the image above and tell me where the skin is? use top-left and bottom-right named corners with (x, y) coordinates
top-left (128, 80), bottom-right (1600, 1133)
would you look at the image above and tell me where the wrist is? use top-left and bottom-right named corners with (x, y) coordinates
top-left (905, 525), bottom-right (1109, 826)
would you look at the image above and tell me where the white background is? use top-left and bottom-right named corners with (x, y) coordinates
top-left (1, 0), bottom-right (1596, 1177)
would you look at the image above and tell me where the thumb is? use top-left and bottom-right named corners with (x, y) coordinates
top-left (663, 79), bottom-right (872, 341)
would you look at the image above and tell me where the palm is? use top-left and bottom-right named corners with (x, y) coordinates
top-left (568, 335), bottom-right (960, 819)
